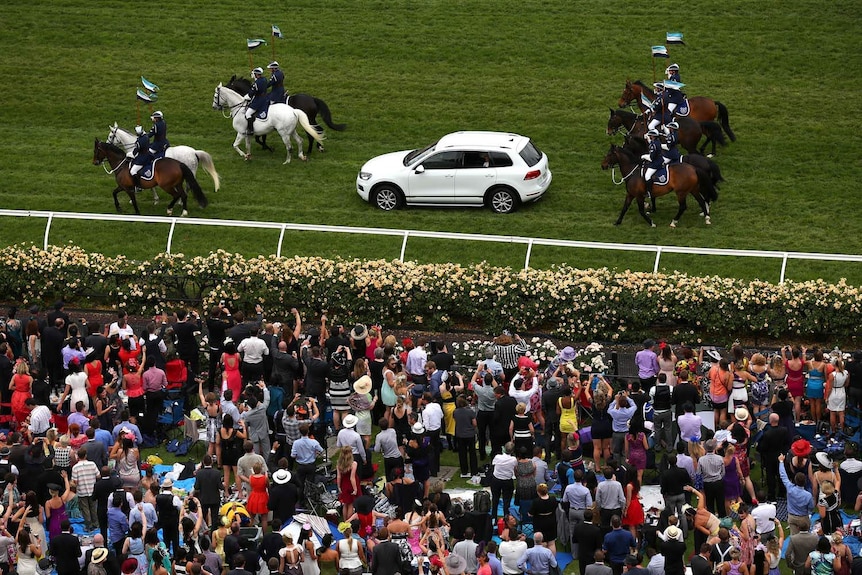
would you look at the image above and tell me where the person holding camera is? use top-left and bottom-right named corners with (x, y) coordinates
top-left (14, 512), bottom-right (41, 575)
top-left (205, 302), bottom-right (234, 393)
top-left (608, 391), bottom-right (636, 462)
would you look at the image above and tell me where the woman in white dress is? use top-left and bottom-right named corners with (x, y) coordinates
top-left (298, 524), bottom-right (320, 575)
top-left (826, 359), bottom-right (848, 434)
top-left (58, 358), bottom-right (90, 413)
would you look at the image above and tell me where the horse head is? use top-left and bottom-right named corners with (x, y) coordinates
top-left (107, 123), bottom-right (119, 146)
top-left (618, 80), bottom-right (635, 108)
top-left (601, 144), bottom-right (620, 171)
top-left (93, 139), bottom-right (107, 165)
top-left (212, 83), bottom-right (224, 110)
top-left (607, 108), bottom-right (624, 136)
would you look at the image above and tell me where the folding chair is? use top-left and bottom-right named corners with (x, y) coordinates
top-left (183, 414), bottom-right (207, 458)
top-left (302, 480), bottom-right (340, 516)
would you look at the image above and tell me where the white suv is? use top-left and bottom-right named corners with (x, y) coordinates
top-left (356, 131), bottom-right (552, 213)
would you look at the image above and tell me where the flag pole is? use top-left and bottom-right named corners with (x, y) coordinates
top-left (136, 96), bottom-right (140, 127)
top-left (248, 47), bottom-right (253, 70)
top-left (271, 31), bottom-right (276, 61)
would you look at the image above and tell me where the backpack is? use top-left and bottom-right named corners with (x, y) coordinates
top-left (642, 398), bottom-right (654, 422)
top-left (473, 490), bottom-right (491, 514)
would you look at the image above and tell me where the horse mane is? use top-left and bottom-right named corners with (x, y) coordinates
top-left (614, 144), bottom-right (638, 163)
top-left (101, 141), bottom-right (125, 155)
top-left (634, 80), bottom-right (650, 90)
top-left (614, 108), bottom-right (638, 121)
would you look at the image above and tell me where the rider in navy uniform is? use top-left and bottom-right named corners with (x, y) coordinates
top-left (661, 121), bottom-right (682, 165)
top-left (647, 82), bottom-right (671, 131)
top-left (128, 126), bottom-right (152, 191)
top-left (245, 67), bottom-right (270, 135)
top-left (147, 111), bottom-right (170, 157)
top-left (641, 128), bottom-right (664, 196)
top-left (663, 81), bottom-right (688, 118)
top-left (665, 63), bottom-right (681, 83)
top-left (267, 61), bottom-right (286, 104)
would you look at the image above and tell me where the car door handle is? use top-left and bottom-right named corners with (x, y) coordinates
top-left (485, 174), bottom-right (494, 178)
top-left (446, 174), bottom-right (454, 178)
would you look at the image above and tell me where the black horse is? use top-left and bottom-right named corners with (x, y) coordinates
top-left (226, 75), bottom-right (346, 156)
top-left (606, 108), bottom-right (726, 157)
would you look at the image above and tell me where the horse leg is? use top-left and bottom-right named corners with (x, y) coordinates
top-left (294, 130), bottom-right (306, 162)
top-left (113, 187), bottom-right (125, 213)
top-left (615, 194), bottom-right (634, 226)
top-left (278, 129), bottom-right (293, 164)
top-left (670, 195), bottom-right (688, 228)
top-left (232, 133), bottom-right (250, 160)
top-left (255, 135), bottom-right (274, 153)
top-left (177, 186), bottom-right (189, 217)
top-left (693, 193), bottom-right (711, 225)
top-left (636, 196), bottom-right (655, 227)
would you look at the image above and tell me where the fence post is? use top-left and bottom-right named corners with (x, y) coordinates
top-left (399, 231), bottom-right (409, 262)
top-left (166, 218), bottom-right (177, 254)
top-left (276, 224), bottom-right (287, 258)
top-left (524, 238), bottom-right (534, 270)
top-left (43, 212), bottom-right (54, 250)
top-left (780, 253), bottom-right (789, 284)
top-left (653, 246), bottom-right (662, 274)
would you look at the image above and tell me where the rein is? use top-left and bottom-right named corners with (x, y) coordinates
top-left (216, 88), bottom-right (246, 119)
top-left (611, 162), bottom-right (639, 185)
top-left (103, 157), bottom-right (128, 174)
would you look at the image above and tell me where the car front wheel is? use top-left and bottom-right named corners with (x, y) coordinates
top-left (488, 187), bottom-right (517, 214)
top-left (372, 185), bottom-right (403, 211)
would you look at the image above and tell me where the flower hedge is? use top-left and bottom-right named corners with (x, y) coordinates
top-left (0, 243), bottom-right (860, 342)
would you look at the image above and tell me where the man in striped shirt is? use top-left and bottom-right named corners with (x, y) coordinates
top-left (696, 439), bottom-right (725, 515)
top-left (71, 448), bottom-right (100, 531)
top-left (492, 332), bottom-right (530, 382)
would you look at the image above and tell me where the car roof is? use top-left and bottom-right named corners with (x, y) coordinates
top-left (435, 131), bottom-right (528, 151)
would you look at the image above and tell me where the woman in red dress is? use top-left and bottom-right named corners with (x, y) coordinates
top-left (336, 446), bottom-right (359, 520)
top-left (622, 467), bottom-right (644, 544)
top-left (245, 461), bottom-right (270, 532)
top-left (85, 352), bottom-right (104, 398)
top-left (10, 360), bottom-right (33, 427)
top-left (221, 340), bottom-right (242, 399)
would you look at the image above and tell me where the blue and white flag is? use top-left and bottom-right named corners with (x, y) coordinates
top-left (247, 38), bottom-right (268, 50)
top-left (651, 45), bottom-right (669, 58)
top-left (141, 76), bottom-right (160, 92)
top-left (666, 32), bottom-right (685, 45)
top-left (641, 93), bottom-right (652, 109)
top-left (136, 89), bottom-right (157, 103)
top-left (271, 25), bottom-right (283, 38)
top-left (664, 80), bottom-right (686, 91)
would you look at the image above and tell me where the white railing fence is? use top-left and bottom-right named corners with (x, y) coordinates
top-left (1, 209), bottom-right (860, 283)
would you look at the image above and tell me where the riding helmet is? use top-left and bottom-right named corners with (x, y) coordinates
top-left (666, 63), bottom-right (680, 72)
top-left (134, 126), bottom-right (144, 135)
top-left (151, 111), bottom-right (163, 119)
top-left (647, 129), bottom-right (660, 137)
top-left (268, 61), bottom-right (280, 69)
top-left (252, 67), bottom-right (264, 75)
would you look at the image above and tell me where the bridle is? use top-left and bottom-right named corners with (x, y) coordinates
top-left (609, 150), bottom-right (639, 185)
top-left (215, 86), bottom-right (245, 119)
top-left (95, 143), bottom-right (128, 174)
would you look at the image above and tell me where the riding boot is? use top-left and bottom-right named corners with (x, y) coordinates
top-left (246, 117), bottom-right (255, 135)
top-left (646, 180), bottom-right (653, 201)
top-left (132, 174), bottom-right (142, 193)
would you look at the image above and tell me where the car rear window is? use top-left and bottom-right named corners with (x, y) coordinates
top-left (518, 140), bottom-right (543, 167)
top-left (489, 151), bottom-right (513, 167)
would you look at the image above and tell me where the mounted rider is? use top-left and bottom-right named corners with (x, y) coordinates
top-left (127, 126), bottom-right (152, 192)
top-left (647, 82), bottom-right (671, 131)
top-left (267, 61), bottom-right (286, 104)
top-left (661, 121), bottom-right (682, 165)
top-left (244, 67), bottom-right (270, 135)
top-left (663, 80), bottom-right (689, 117)
top-left (641, 128), bottom-right (664, 196)
top-left (665, 63), bottom-right (681, 83)
top-left (147, 111), bottom-right (170, 157)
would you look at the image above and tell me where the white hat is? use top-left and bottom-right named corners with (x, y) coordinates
top-left (664, 525), bottom-right (683, 541)
top-left (815, 452), bottom-right (833, 469)
top-left (268, 61), bottom-right (280, 69)
top-left (342, 414), bottom-right (359, 429)
top-left (161, 478), bottom-right (173, 489)
top-left (151, 111), bottom-right (163, 119)
top-left (353, 375), bottom-right (372, 395)
top-left (92, 548), bottom-right (109, 564)
top-left (273, 469), bottom-right (292, 484)
top-left (252, 67), bottom-right (264, 75)
top-left (411, 422), bottom-right (426, 434)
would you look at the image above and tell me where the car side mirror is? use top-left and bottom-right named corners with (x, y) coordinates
top-left (414, 165), bottom-right (425, 174)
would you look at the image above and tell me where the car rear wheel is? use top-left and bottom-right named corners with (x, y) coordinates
top-left (488, 187), bottom-right (517, 214)
top-left (372, 185), bottom-right (403, 211)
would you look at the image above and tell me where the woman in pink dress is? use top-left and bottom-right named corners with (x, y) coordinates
top-left (221, 340), bottom-right (242, 399)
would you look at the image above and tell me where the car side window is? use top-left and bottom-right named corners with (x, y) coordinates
top-left (489, 151), bottom-right (513, 167)
top-left (420, 151), bottom-right (460, 170)
top-left (463, 151), bottom-right (491, 168)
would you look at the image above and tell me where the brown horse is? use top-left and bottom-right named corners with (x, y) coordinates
top-left (601, 144), bottom-right (712, 228)
top-left (607, 108), bottom-right (726, 156)
top-left (93, 140), bottom-right (208, 216)
top-left (618, 79), bottom-right (736, 142)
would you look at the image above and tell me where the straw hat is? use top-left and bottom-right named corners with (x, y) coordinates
top-left (273, 469), bottom-right (292, 484)
top-left (664, 526), bottom-right (683, 541)
top-left (734, 407), bottom-right (749, 421)
top-left (342, 414), bottom-right (359, 429)
top-left (92, 548), bottom-right (109, 564)
top-left (353, 375), bottom-right (372, 395)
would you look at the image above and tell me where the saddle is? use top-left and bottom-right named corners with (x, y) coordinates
top-left (139, 157), bottom-right (164, 181)
top-left (675, 99), bottom-right (690, 117)
top-left (643, 166), bottom-right (669, 186)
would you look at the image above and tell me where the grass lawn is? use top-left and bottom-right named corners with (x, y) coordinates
top-left (0, 0), bottom-right (861, 284)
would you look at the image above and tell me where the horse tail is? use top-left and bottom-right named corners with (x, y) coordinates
top-left (695, 167), bottom-right (718, 204)
top-left (295, 109), bottom-right (326, 144)
top-left (314, 97), bottom-right (347, 131)
top-left (180, 163), bottom-right (209, 208)
top-left (195, 150), bottom-right (221, 193)
top-left (715, 101), bottom-right (736, 142)
top-left (707, 157), bottom-right (725, 190)
top-left (701, 121), bottom-right (727, 147)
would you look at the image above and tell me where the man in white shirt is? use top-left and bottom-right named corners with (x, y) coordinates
top-left (508, 357), bottom-right (540, 412)
top-left (498, 528), bottom-right (528, 575)
top-left (336, 415), bottom-right (367, 466)
top-left (238, 330), bottom-right (269, 385)
top-left (750, 494), bottom-right (777, 539)
top-left (25, 399), bottom-right (52, 439)
top-left (108, 310), bottom-right (137, 350)
top-left (419, 393), bottom-right (444, 476)
top-left (406, 339), bottom-right (428, 387)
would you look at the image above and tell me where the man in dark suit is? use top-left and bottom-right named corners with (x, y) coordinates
top-left (84, 428), bottom-right (108, 469)
top-left (194, 454), bottom-right (223, 527)
top-left (93, 466), bottom-right (122, 541)
top-left (47, 301), bottom-right (71, 330)
top-left (370, 527), bottom-right (402, 575)
top-left (756, 413), bottom-right (791, 500)
top-left (268, 468), bottom-right (299, 524)
top-left (490, 386), bottom-right (517, 458)
top-left (41, 318), bottom-right (66, 388)
top-left (573, 509), bottom-right (605, 575)
top-left (84, 534), bottom-right (121, 575)
top-left (51, 519), bottom-right (82, 575)
top-left (171, 309), bottom-right (201, 394)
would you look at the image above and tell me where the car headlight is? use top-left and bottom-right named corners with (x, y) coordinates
top-left (358, 172), bottom-right (372, 181)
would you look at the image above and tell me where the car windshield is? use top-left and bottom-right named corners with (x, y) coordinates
top-left (403, 141), bottom-right (437, 166)
top-left (518, 140), bottom-right (543, 167)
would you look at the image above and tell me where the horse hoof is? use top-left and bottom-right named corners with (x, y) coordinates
top-left (153, 199), bottom-right (159, 205)
top-left (651, 223), bottom-right (656, 228)
top-left (181, 210), bottom-right (189, 217)
top-left (670, 221), bottom-right (677, 228)
top-left (166, 209), bottom-right (173, 216)
top-left (705, 216), bottom-right (712, 225)
top-left (244, 155), bottom-right (251, 161)
top-left (699, 212), bottom-right (705, 217)
top-left (707, 154), bottom-right (715, 158)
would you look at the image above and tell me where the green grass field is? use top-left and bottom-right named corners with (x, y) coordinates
top-left (1, 0), bottom-right (861, 284)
